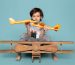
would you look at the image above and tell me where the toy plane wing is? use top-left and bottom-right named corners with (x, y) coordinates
top-left (0, 41), bottom-right (73, 44)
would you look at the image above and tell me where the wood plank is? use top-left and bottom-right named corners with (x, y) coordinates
top-left (56, 50), bottom-right (73, 54)
top-left (17, 50), bottom-right (73, 54)
top-left (0, 49), bottom-right (15, 53)
top-left (0, 41), bottom-right (73, 44)
top-left (0, 50), bottom-right (73, 54)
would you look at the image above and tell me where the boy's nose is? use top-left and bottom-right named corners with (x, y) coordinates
top-left (35, 17), bottom-right (38, 20)
top-left (31, 30), bottom-right (36, 33)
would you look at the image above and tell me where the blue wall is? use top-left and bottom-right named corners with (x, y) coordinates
top-left (0, 0), bottom-right (75, 65)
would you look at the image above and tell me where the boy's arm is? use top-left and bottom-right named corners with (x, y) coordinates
top-left (25, 24), bottom-right (31, 37)
top-left (9, 18), bottom-right (37, 24)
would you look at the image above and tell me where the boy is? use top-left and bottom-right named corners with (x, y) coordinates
top-left (9, 8), bottom-right (58, 61)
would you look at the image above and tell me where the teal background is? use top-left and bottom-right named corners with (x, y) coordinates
top-left (0, 0), bottom-right (75, 65)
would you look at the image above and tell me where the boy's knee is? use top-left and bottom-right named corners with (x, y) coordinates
top-left (46, 45), bottom-right (58, 53)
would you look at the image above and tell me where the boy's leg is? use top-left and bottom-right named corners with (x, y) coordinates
top-left (52, 53), bottom-right (58, 61)
top-left (16, 53), bottom-right (21, 61)
top-left (47, 45), bottom-right (58, 61)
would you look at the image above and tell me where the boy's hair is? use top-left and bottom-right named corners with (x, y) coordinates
top-left (30, 8), bottom-right (44, 18)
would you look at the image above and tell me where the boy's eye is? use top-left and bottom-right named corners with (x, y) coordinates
top-left (33, 16), bottom-right (36, 17)
top-left (36, 15), bottom-right (40, 17)
top-left (33, 15), bottom-right (40, 17)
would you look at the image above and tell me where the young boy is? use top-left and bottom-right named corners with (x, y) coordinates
top-left (9, 8), bottom-right (58, 61)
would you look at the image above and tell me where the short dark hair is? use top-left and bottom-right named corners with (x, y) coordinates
top-left (30, 8), bottom-right (44, 18)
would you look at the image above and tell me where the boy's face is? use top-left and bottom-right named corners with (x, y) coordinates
top-left (32, 12), bottom-right (42, 22)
